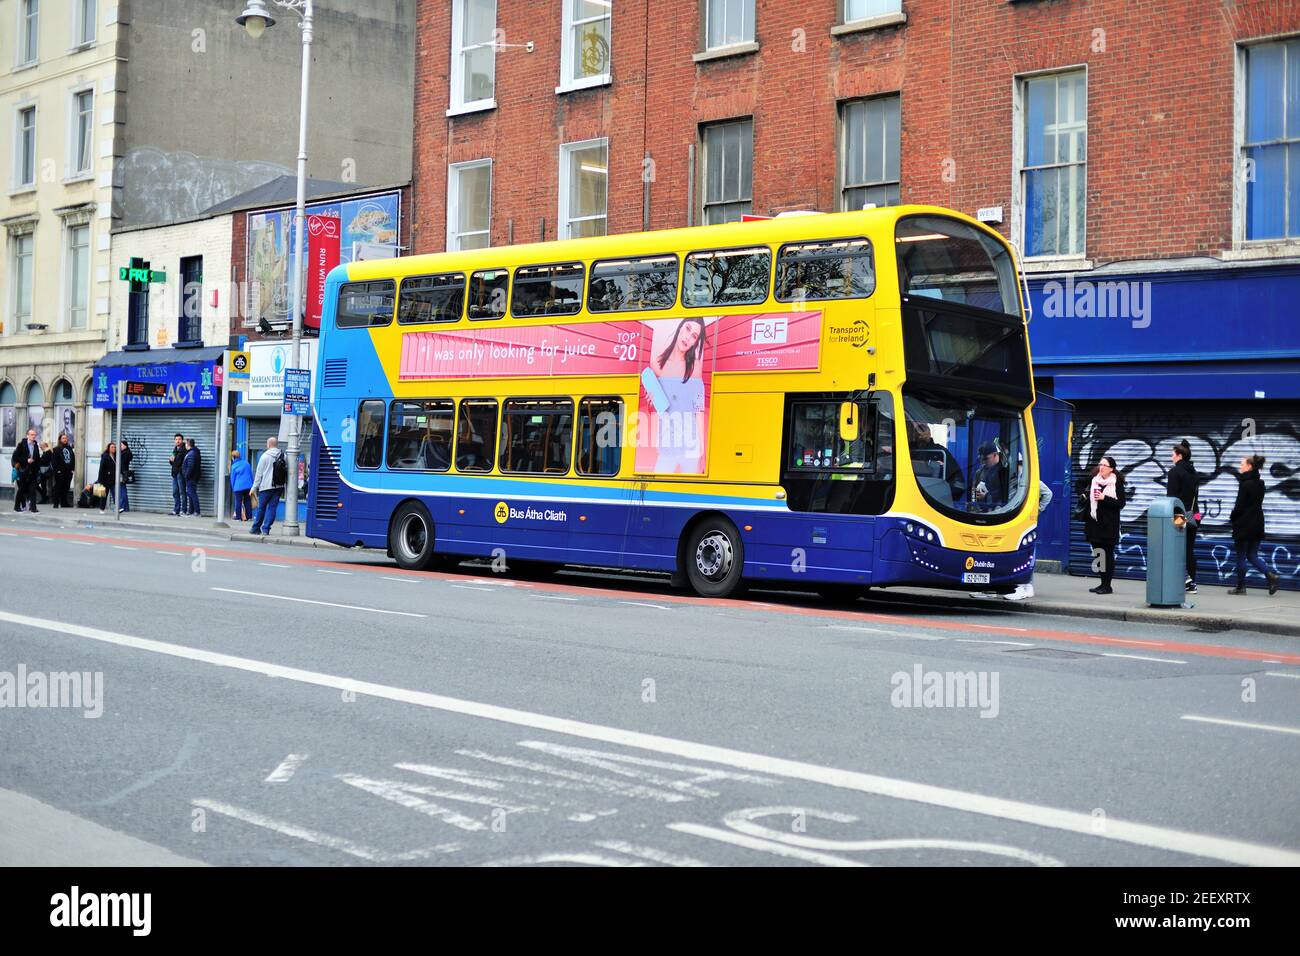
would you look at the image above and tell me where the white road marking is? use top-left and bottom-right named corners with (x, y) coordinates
top-left (1265, 671), bottom-right (1300, 680)
top-left (209, 587), bottom-right (425, 618)
top-left (955, 639), bottom-right (1035, 647)
top-left (455, 750), bottom-right (694, 803)
top-left (191, 798), bottom-right (459, 862)
top-left (382, 576), bottom-right (419, 584)
top-left (1104, 638), bottom-right (1165, 647)
top-left (113, 546), bottom-right (137, 552)
top-left (1102, 653), bottom-right (1187, 665)
top-left (69, 540), bottom-right (95, 547)
top-left (668, 822), bottom-right (865, 866)
top-left (480, 852), bottom-right (644, 867)
top-left (536, 595), bottom-right (579, 602)
top-left (827, 624), bottom-right (943, 641)
top-left (206, 556), bottom-right (233, 563)
top-left (34, 536), bottom-right (55, 541)
top-left (5, 609), bottom-right (1295, 868)
top-left (518, 741), bottom-right (777, 798)
top-left (621, 601), bottom-right (671, 610)
top-left (259, 562), bottom-right (291, 569)
top-left (593, 840), bottom-right (710, 867)
top-left (337, 774), bottom-right (535, 830)
top-left (1181, 715), bottom-right (1300, 737)
top-left (159, 551), bottom-right (183, 557)
top-left (264, 753), bottom-right (309, 783)
top-left (967, 623), bottom-right (1029, 632)
top-left (316, 569), bottom-right (351, 576)
top-left (452, 585), bottom-right (494, 592)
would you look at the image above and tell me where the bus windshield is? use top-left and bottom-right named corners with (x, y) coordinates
top-left (896, 215), bottom-right (1019, 317)
top-left (903, 389), bottom-right (1028, 523)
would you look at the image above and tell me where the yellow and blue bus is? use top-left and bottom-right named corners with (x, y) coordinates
top-left (306, 204), bottom-right (1040, 599)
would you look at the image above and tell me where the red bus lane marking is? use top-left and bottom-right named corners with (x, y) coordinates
top-left (10, 526), bottom-right (1300, 666)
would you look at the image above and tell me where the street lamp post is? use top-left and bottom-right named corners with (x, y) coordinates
top-left (237, 0), bottom-right (313, 537)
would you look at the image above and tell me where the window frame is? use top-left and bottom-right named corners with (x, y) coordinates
top-left (586, 253), bottom-right (680, 313)
top-left (510, 261), bottom-right (586, 318)
top-left (354, 400), bottom-right (386, 471)
top-left (700, 118), bottom-right (754, 225)
top-left (681, 244), bottom-right (773, 308)
top-left (448, 0), bottom-right (497, 115)
top-left (467, 268), bottom-right (510, 321)
top-left (15, 105), bottom-right (37, 189)
top-left (65, 222), bottom-right (90, 331)
top-left (558, 0), bottom-right (613, 94)
top-left (69, 86), bottom-right (94, 178)
top-left (575, 396), bottom-right (624, 477)
top-left (73, 0), bottom-right (96, 48)
top-left (558, 137), bottom-right (609, 240)
top-left (775, 236), bottom-right (876, 303)
top-left (702, 0), bottom-right (755, 52)
top-left (398, 272), bottom-right (467, 325)
top-left (838, 94), bottom-right (901, 211)
top-left (1236, 36), bottom-right (1300, 246)
top-left (446, 158), bottom-right (492, 251)
top-left (12, 232), bottom-right (35, 332)
top-left (17, 0), bottom-right (39, 67)
top-left (454, 397), bottom-right (500, 473)
top-left (335, 279), bottom-right (396, 329)
top-left (786, 398), bottom-right (883, 476)
top-left (177, 254), bottom-right (204, 344)
top-left (497, 396), bottom-right (576, 476)
top-left (386, 398), bottom-right (455, 473)
top-left (1012, 66), bottom-right (1088, 262)
top-left (840, 0), bottom-right (903, 26)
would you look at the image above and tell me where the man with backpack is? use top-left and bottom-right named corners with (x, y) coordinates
top-left (250, 437), bottom-right (287, 536)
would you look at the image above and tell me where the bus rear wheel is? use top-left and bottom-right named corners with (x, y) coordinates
top-left (389, 502), bottom-right (438, 571)
top-left (684, 517), bottom-right (746, 598)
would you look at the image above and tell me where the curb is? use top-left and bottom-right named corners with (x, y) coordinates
top-left (229, 533), bottom-right (345, 550)
top-left (0, 513), bottom-right (345, 551)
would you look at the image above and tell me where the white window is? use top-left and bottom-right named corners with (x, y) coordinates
top-left (705, 0), bottom-right (753, 50)
top-left (558, 139), bottom-right (608, 239)
top-left (701, 119), bottom-right (753, 224)
top-left (74, 0), bottom-right (96, 46)
top-left (447, 160), bottom-right (492, 250)
top-left (71, 89), bottom-right (94, 175)
top-left (559, 0), bottom-right (612, 91)
top-left (841, 95), bottom-right (900, 209)
top-left (66, 224), bottom-right (90, 330)
top-left (1242, 38), bottom-right (1300, 241)
top-left (450, 0), bottom-right (496, 113)
top-left (844, 0), bottom-right (901, 22)
top-left (13, 234), bottom-right (35, 332)
top-left (18, 0), bottom-right (39, 65)
top-left (1019, 69), bottom-right (1087, 258)
top-left (16, 107), bottom-right (37, 188)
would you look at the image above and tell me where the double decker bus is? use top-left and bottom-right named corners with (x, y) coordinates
top-left (306, 205), bottom-right (1040, 599)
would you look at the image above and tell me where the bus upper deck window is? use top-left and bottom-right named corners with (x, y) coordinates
top-left (588, 255), bottom-right (678, 312)
top-left (511, 263), bottom-right (584, 317)
top-left (398, 273), bottom-right (465, 324)
top-left (683, 246), bottom-right (771, 307)
top-left (467, 269), bottom-right (509, 320)
top-left (336, 280), bottom-right (395, 328)
top-left (776, 238), bottom-right (874, 302)
top-left (895, 215), bottom-right (1018, 316)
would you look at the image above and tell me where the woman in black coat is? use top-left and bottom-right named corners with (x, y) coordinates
top-left (96, 441), bottom-right (117, 513)
top-left (1083, 456), bottom-right (1125, 595)
top-left (1229, 454), bottom-right (1279, 595)
top-left (1166, 440), bottom-right (1200, 592)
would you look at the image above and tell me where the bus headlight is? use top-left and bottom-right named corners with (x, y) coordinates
top-left (1019, 530), bottom-right (1037, 548)
top-left (905, 521), bottom-right (940, 546)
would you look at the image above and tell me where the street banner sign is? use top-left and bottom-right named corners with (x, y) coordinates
top-left (225, 350), bottom-right (251, 392)
top-left (283, 367), bottom-right (311, 416)
top-left (306, 214), bottom-right (342, 331)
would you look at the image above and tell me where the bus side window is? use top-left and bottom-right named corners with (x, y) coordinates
top-left (588, 255), bottom-right (678, 312)
top-left (682, 246), bottom-right (771, 307)
top-left (387, 399), bottom-right (453, 472)
top-left (337, 280), bottom-right (395, 328)
top-left (775, 238), bottom-right (874, 301)
top-left (355, 400), bottom-right (385, 469)
top-left (456, 399), bottom-right (498, 472)
top-left (467, 269), bottom-right (509, 320)
top-left (511, 263), bottom-right (584, 318)
top-left (576, 398), bottom-right (622, 476)
top-left (499, 399), bottom-right (574, 475)
top-left (398, 274), bottom-right (465, 324)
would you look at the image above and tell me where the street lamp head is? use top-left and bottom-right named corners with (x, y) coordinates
top-left (236, 1), bottom-right (276, 38)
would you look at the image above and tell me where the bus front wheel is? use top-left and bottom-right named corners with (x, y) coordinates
top-left (684, 518), bottom-right (746, 598)
top-left (389, 502), bottom-right (438, 571)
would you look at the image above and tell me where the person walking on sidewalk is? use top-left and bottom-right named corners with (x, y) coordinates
top-left (51, 433), bottom-right (75, 508)
top-left (250, 437), bottom-right (286, 536)
top-left (169, 433), bottom-right (186, 515)
top-left (117, 438), bottom-right (134, 513)
top-left (96, 441), bottom-right (117, 513)
top-left (1229, 454), bottom-right (1279, 596)
top-left (229, 449), bottom-right (254, 521)
top-left (11, 428), bottom-right (40, 513)
top-left (1084, 456), bottom-right (1125, 595)
top-left (1167, 440), bottom-right (1201, 594)
top-left (182, 439), bottom-right (202, 516)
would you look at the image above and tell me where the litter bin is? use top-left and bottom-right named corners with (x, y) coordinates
top-left (1147, 496), bottom-right (1188, 607)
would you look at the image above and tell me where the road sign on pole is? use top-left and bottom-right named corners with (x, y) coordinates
top-left (225, 351), bottom-right (251, 392)
top-left (283, 367), bottom-right (311, 417)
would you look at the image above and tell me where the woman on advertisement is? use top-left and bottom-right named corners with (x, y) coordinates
top-left (640, 316), bottom-right (710, 475)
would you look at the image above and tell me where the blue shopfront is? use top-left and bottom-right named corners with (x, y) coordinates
top-left (92, 349), bottom-right (224, 515)
top-left (1025, 262), bottom-right (1300, 591)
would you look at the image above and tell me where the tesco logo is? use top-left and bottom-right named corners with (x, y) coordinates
top-left (751, 317), bottom-right (788, 344)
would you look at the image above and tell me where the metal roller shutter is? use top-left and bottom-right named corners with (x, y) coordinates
top-left (245, 416), bottom-right (313, 489)
top-left (1068, 401), bottom-right (1300, 590)
top-left (117, 409), bottom-right (217, 515)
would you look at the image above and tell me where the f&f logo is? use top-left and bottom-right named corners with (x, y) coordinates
top-left (751, 317), bottom-right (788, 345)
top-left (494, 501), bottom-right (509, 524)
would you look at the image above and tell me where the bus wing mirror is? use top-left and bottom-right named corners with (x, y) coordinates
top-left (839, 402), bottom-right (859, 443)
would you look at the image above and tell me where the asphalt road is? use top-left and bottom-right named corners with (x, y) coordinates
top-left (1, 515), bottom-right (1297, 867)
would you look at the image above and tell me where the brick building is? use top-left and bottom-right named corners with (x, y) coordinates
top-left (408, 0), bottom-right (1300, 589)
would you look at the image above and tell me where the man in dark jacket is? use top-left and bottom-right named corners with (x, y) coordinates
top-left (1229, 454), bottom-right (1279, 595)
top-left (182, 439), bottom-right (202, 516)
top-left (168, 433), bottom-right (186, 515)
top-left (51, 433), bottom-right (75, 508)
top-left (11, 428), bottom-right (40, 512)
top-left (1166, 440), bottom-right (1200, 593)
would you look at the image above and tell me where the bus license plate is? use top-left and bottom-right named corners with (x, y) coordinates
top-left (962, 572), bottom-right (990, 584)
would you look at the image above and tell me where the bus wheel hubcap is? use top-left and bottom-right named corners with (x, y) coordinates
top-left (696, 532), bottom-right (733, 580)
top-left (400, 515), bottom-right (427, 560)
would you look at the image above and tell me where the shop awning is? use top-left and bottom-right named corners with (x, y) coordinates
top-left (94, 346), bottom-right (226, 368)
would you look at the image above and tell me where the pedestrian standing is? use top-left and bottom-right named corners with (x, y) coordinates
top-left (36, 441), bottom-right (53, 504)
top-left (10, 428), bottom-right (40, 512)
top-left (1229, 454), bottom-right (1280, 596)
top-left (250, 437), bottom-right (286, 536)
top-left (52, 433), bottom-right (75, 508)
top-left (96, 441), bottom-right (117, 513)
top-left (182, 439), bottom-right (202, 516)
top-left (118, 438), bottom-right (134, 513)
top-left (229, 449), bottom-right (254, 521)
top-left (169, 433), bottom-right (186, 515)
top-left (1084, 456), bottom-right (1125, 595)
top-left (1167, 440), bottom-right (1200, 593)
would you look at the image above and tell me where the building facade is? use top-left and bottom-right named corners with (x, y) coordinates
top-left (409, 0), bottom-right (1300, 589)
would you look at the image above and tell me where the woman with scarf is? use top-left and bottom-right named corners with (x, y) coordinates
top-left (1083, 456), bottom-right (1125, 595)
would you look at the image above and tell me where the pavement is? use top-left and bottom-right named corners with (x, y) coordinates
top-left (0, 517), bottom-right (1297, 867)
top-left (3, 505), bottom-right (1296, 637)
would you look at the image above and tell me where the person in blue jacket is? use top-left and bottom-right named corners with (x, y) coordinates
top-left (229, 449), bottom-right (254, 521)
